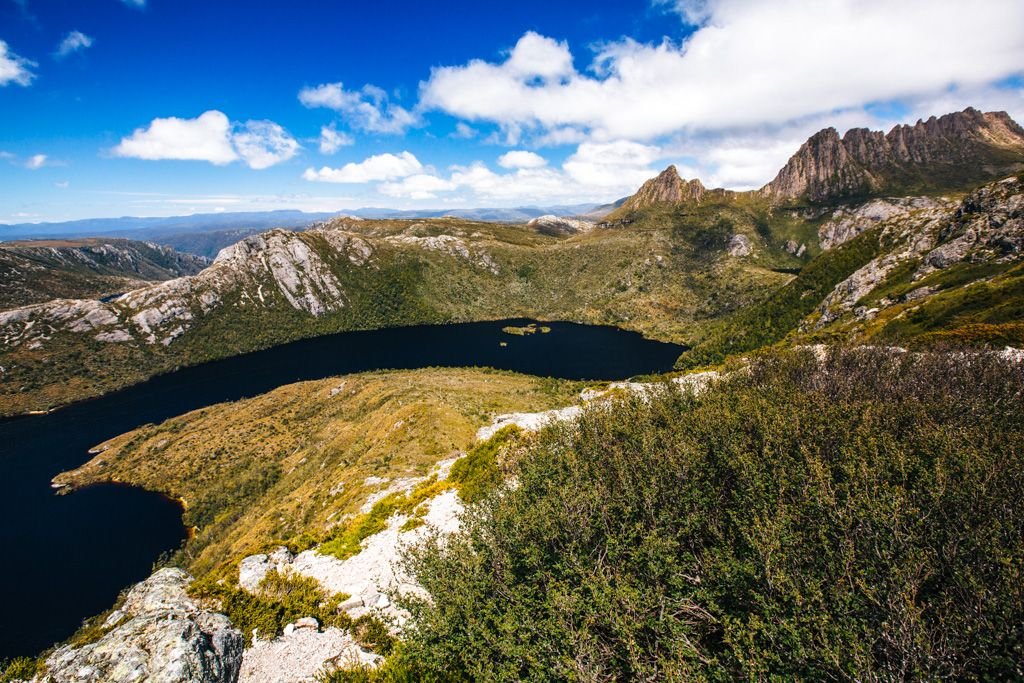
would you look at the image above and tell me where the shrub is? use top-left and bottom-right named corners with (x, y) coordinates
top-left (0, 658), bottom-right (38, 683)
top-left (398, 348), bottom-right (1024, 681)
top-left (448, 426), bottom-right (521, 503)
top-left (191, 569), bottom-right (351, 642)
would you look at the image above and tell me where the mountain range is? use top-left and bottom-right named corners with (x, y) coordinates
top-left (4, 107), bottom-right (1024, 682)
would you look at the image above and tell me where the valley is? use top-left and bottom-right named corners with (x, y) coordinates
top-left (2, 107), bottom-right (1023, 682)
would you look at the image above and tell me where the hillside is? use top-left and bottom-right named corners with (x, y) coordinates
top-left (53, 368), bottom-right (585, 578)
top-left (0, 239), bottom-right (208, 310)
top-left (0, 212), bottom-right (797, 415)
top-left (2, 109), bottom-right (1023, 420)
top-left (677, 172), bottom-right (1024, 368)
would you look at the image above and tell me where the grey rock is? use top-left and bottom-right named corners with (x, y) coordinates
top-left (42, 568), bottom-right (243, 683)
top-left (727, 234), bottom-right (752, 257)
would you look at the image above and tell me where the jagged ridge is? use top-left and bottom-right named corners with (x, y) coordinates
top-left (762, 108), bottom-right (1024, 202)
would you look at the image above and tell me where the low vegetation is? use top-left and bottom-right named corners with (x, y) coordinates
top-left (382, 348), bottom-right (1024, 681)
top-left (0, 657), bottom-right (39, 683)
top-left (54, 368), bottom-right (584, 579)
top-left (190, 569), bottom-right (352, 643)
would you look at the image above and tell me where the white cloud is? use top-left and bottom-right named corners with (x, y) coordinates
top-left (452, 122), bottom-right (478, 139)
top-left (563, 140), bottom-right (672, 188)
top-left (55, 31), bottom-right (93, 58)
top-left (302, 151), bottom-right (423, 183)
top-left (379, 173), bottom-right (457, 200)
top-left (55, 181), bottom-right (69, 189)
top-left (112, 110), bottom-right (299, 169)
top-left (375, 139), bottom-right (671, 204)
top-left (120, 0), bottom-right (145, 7)
top-left (0, 40), bottom-right (36, 87)
top-left (25, 154), bottom-right (48, 170)
top-left (420, 1), bottom-right (1024, 141)
top-left (113, 111), bottom-right (239, 164)
top-left (232, 120), bottom-right (300, 170)
top-left (299, 82), bottom-right (418, 134)
top-left (319, 124), bottom-right (354, 154)
top-left (497, 150), bottom-right (547, 169)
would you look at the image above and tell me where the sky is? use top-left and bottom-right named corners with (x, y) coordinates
top-left (1, 0), bottom-right (1023, 223)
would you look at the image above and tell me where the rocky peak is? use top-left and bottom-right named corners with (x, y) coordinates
top-left (619, 165), bottom-right (707, 212)
top-left (762, 108), bottom-right (1024, 203)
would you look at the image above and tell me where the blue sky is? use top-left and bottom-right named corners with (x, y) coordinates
top-left (1, 0), bottom-right (1023, 223)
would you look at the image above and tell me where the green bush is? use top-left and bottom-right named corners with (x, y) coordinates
top-left (397, 348), bottom-right (1024, 681)
top-left (0, 658), bottom-right (38, 683)
top-left (448, 425), bottom-right (521, 503)
top-left (191, 569), bottom-right (351, 642)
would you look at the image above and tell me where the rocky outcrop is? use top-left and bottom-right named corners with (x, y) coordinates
top-left (0, 227), bottom-right (369, 350)
top-left (783, 240), bottom-right (807, 257)
top-left (818, 197), bottom-right (945, 250)
top-left (41, 568), bottom-right (243, 683)
top-left (762, 109), bottom-right (1024, 202)
top-left (814, 174), bottom-right (1023, 326)
top-left (526, 215), bottom-right (595, 236)
top-left (619, 165), bottom-right (707, 212)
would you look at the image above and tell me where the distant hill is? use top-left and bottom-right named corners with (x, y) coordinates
top-left (0, 238), bottom-right (208, 309)
top-left (0, 204), bottom-right (606, 256)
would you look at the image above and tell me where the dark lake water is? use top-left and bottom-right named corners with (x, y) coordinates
top-left (0, 319), bottom-right (684, 658)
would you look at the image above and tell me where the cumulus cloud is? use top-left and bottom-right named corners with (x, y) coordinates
top-left (420, 1), bottom-right (1024, 141)
top-left (452, 122), bottom-right (478, 139)
top-left (302, 151), bottom-right (423, 183)
top-left (112, 110), bottom-right (299, 169)
top-left (0, 40), bottom-right (36, 86)
top-left (299, 82), bottom-right (418, 134)
top-left (113, 111), bottom-right (239, 165)
top-left (379, 173), bottom-right (457, 200)
top-left (318, 124), bottom-right (354, 154)
top-left (497, 150), bottom-right (547, 169)
top-left (55, 31), bottom-right (93, 58)
top-left (373, 139), bottom-right (673, 204)
top-left (232, 120), bottom-right (301, 170)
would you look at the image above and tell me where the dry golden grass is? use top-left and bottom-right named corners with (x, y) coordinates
top-left (55, 367), bottom-right (585, 577)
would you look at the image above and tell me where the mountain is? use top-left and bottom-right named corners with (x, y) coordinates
top-left (0, 207), bottom-right (798, 415)
top-left (3, 108), bottom-right (1023, 417)
top-left (761, 108), bottom-right (1024, 202)
top-left (0, 238), bottom-right (208, 310)
top-left (0, 204), bottom-right (606, 253)
top-left (618, 165), bottom-right (707, 212)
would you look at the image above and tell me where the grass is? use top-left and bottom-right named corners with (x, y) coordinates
top-left (448, 425), bottom-right (522, 503)
top-left (53, 367), bottom-right (586, 579)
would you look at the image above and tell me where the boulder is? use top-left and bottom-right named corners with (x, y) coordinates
top-left (42, 568), bottom-right (243, 683)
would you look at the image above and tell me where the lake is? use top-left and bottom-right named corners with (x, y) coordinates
top-left (0, 319), bottom-right (684, 658)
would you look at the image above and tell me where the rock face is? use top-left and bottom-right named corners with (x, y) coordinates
top-left (814, 174), bottom-right (1024, 326)
top-left (239, 627), bottom-right (379, 683)
top-left (762, 108), bottom-right (1024, 202)
top-left (42, 568), bottom-right (243, 683)
top-left (526, 215), bottom-right (595, 236)
top-left (619, 165), bottom-right (707, 212)
top-left (818, 198), bottom-right (945, 250)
